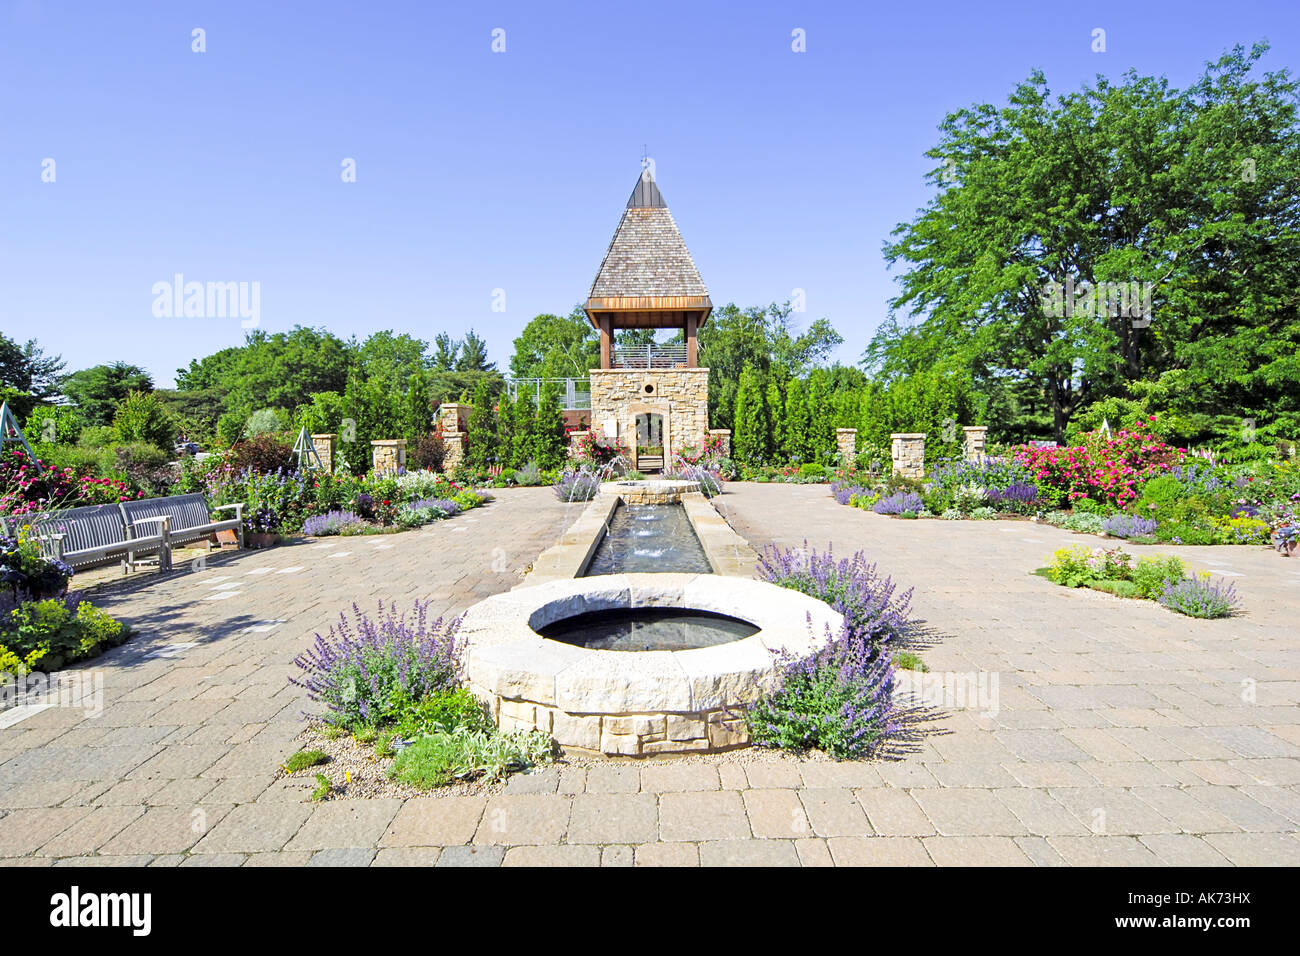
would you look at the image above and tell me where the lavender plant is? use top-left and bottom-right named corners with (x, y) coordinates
top-left (873, 490), bottom-right (924, 515)
top-left (1101, 513), bottom-right (1159, 538)
top-left (748, 543), bottom-right (913, 758)
top-left (290, 600), bottom-right (462, 730)
top-left (553, 470), bottom-right (601, 502)
top-left (1157, 575), bottom-right (1239, 619)
top-left (831, 481), bottom-right (869, 506)
top-left (302, 509), bottom-right (367, 537)
top-left (985, 481), bottom-right (1040, 513)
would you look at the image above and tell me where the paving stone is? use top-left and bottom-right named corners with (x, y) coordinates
top-left (717, 762), bottom-right (748, 791)
top-left (436, 845), bottom-right (504, 867)
top-left (992, 787), bottom-right (1091, 836)
top-left (1048, 787), bottom-right (1179, 836)
top-left (640, 763), bottom-right (719, 793)
top-left (0, 808), bottom-right (84, 856)
top-left (659, 791), bottom-right (750, 842)
top-left (635, 842), bottom-right (699, 866)
top-left (1181, 786), bottom-right (1295, 832)
top-left (744, 761), bottom-right (804, 790)
top-left (798, 761), bottom-right (884, 789)
top-left (183, 852), bottom-right (247, 867)
top-left (503, 767), bottom-right (561, 794)
top-left (193, 801), bottom-right (315, 854)
top-left (699, 839), bottom-right (800, 867)
top-left (1139, 834), bottom-right (1232, 866)
top-left (912, 788), bottom-right (1028, 837)
top-left (1203, 831), bottom-right (1300, 866)
top-left (799, 788), bottom-right (871, 837)
top-left (923, 836), bottom-right (1033, 866)
top-left (243, 851), bottom-right (314, 866)
top-left (96, 804), bottom-right (233, 856)
top-left (382, 797), bottom-right (485, 846)
top-left (583, 764), bottom-right (641, 794)
top-left (1046, 836), bottom-right (1162, 866)
top-left (826, 836), bottom-right (932, 866)
top-left (308, 847), bottom-right (377, 866)
top-left (568, 793), bottom-right (658, 844)
top-left (286, 799), bottom-right (402, 851)
top-left (794, 837), bottom-right (833, 866)
top-left (601, 844), bottom-right (634, 866)
top-left (743, 789), bottom-right (810, 839)
top-left (1014, 835), bottom-right (1068, 866)
top-left (503, 845), bottom-right (600, 866)
top-left (855, 788), bottom-right (935, 836)
top-left (37, 806), bottom-right (144, 857)
top-left (473, 795), bottom-right (571, 846)
top-left (372, 847), bottom-right (441, 866)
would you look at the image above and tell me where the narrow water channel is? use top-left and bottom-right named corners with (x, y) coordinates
top-left (582, 503), bottom-right (713, 576)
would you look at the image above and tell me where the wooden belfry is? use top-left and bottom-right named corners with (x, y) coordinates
top-left (584, 167), bottom-right (713, 368)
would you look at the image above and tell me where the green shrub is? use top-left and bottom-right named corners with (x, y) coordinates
top-left (1045, 546), bottom-right (1095, 588)
top-left (393, 687), bottom-right (492, 739)
top-left (894, 650), bottom-right (928, 672)
top-left (2, 597), bottom-right (128, 671)
top-left (746, 660), bottom-right (890, 759)
top-left (310, 773), bottom-right (331, 801)
top-left (1132, 555), bottom-right (1186, 599)
top-left (112, 390), bottom-right (176, 451)
top-left (1090, 579), bottom-right (1143, 599)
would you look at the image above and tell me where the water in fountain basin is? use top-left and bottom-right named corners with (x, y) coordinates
top-left (538, 606), bottom-right (757, 651)
top-left (583, 503), bottom-right (712, 575)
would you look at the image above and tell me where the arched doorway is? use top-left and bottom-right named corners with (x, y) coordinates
top-left (635, 412), bottom-right (664, 472)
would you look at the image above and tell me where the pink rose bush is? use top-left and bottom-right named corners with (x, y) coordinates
top-left (1013, 418), bottom-right (1185, 508)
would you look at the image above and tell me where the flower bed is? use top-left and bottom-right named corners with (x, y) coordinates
top-left (288, 600), bottom-right (554, 791)
top-left (1036, 545), bottom-right (1239, 619)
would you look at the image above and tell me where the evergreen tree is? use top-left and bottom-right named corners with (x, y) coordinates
top-left (465, 377), bottom-right (499, 468)
top-left (733, 364), bottom-right (770, 464)
top-left (511, 388), bottom-right (537, 467)
top-left (783, 376), bottom-right (811, 461)
top-left (532, 382), bottom-right (568, 469)
top-left (806, 369), bottom-right (834, 462)
top-left (765, 380), bottom-right (783, 461)
top-left (403, 371), bottom-right (431, 446)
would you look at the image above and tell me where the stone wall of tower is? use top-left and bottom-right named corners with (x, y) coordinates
top-left (588, 368), bottom-right (710, 467)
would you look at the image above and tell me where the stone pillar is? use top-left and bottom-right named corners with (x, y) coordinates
top-left (437, 403), bottom-right (469, 473)
top-left (568, 430), bottom-right (590, 460)
top-left (442, 434), bottom-right (465, 472)
top-left (836, 428), bottom-right (857, 466)
top-left (370, 439), bottom-right (407, 476)
top-left (963, 426), bottom-right (988, 463)
top-left (890, 433), bottom-right (926, 478)
top-left (311, 433), bottom-right (337, 473)
top-left (707, 428), bottom-right (731, 459)
top-left (438, 403), bottom-right (470, 435)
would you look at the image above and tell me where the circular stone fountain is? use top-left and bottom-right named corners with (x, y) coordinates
top-left (459, 573), bottom-right (843, 755)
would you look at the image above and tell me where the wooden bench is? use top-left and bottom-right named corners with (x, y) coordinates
top-left (20, 503), bottom-right (173, 574)
top-left (120, 494), bottom-right (244, 551)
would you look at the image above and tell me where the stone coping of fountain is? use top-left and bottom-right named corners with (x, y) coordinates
top-left (599, 478), bottom-right (700, 504)
top-left (461, 573), bottom-right (843, 754)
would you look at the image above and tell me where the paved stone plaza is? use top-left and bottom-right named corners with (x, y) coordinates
top-left (0, 485), bottom-right (1296, 866)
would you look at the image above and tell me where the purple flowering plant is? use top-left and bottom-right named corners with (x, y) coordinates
top-left (747, 543), bottom-right (913, 758)
top-left (290, 599), bottom-right (462, 731)
top-left (873, 490), bottom-right (924, 515)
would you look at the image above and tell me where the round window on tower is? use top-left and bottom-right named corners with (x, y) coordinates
top-left (643, 382), bottom-right (655, 395)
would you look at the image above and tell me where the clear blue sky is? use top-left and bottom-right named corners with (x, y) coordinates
top-left (2, 0), bottom-right (1297, 387)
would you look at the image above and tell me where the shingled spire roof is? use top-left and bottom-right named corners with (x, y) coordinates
top-left (584, 168), bottom-right (712, 330)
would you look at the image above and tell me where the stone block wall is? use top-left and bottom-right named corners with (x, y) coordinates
top-left (963, 426), bottom-right (988, 463)
top-left (492, 697), bottom-right (749, 755)
top-left (891, 433), bottom-right (926, 478)
top-left (568, 429), bottom-right (590, 460)
top-left (370, 439), bottom-right (406, 476)
top-left (311, 433), bottom-right (336, 474)
top-left (588, 368), bottom-right (710, 469)
top-left (836, 427), bottom-right (857, 465)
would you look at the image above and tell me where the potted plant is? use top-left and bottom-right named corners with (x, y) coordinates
top-left (1274, 524), bottom-right (1299, 557)
top-left (245, 506), bottom-right (282, 549)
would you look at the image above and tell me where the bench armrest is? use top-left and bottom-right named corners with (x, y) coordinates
top-left (212, 503), bottom-right (244, 518)
top-left (130, 516), bottom-right (172, 537)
